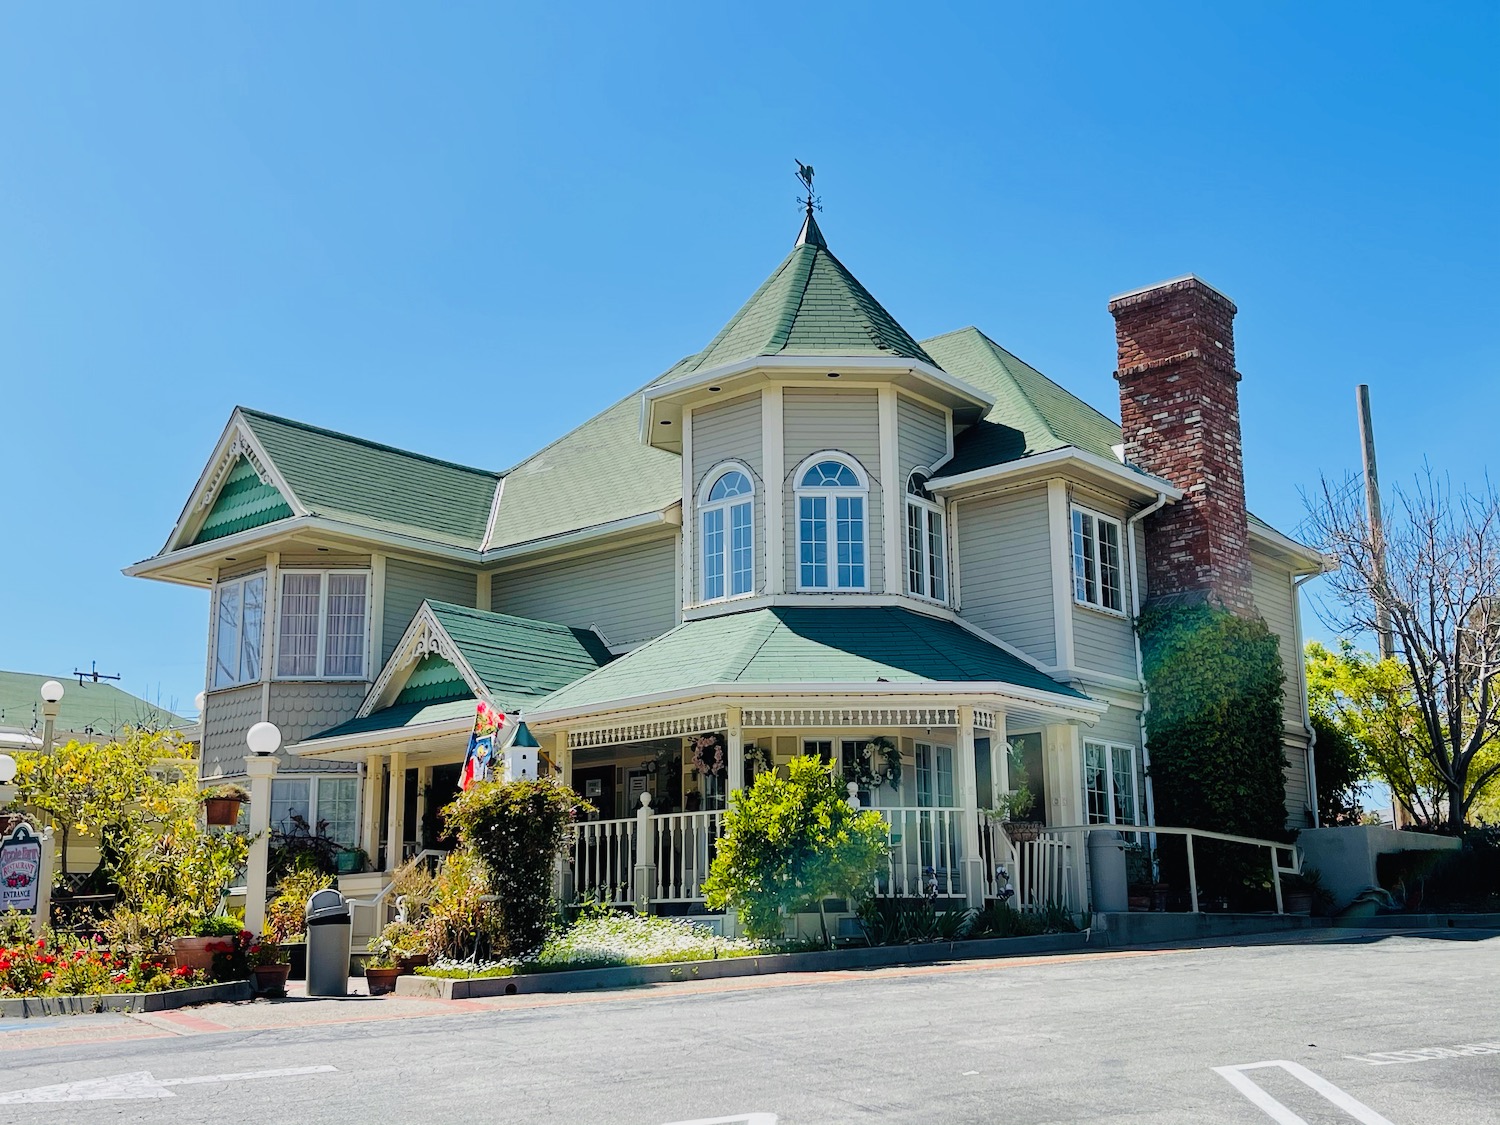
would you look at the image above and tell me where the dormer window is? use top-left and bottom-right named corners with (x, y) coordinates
top-left (905, 472), bottom-right (946, 603)
top-left (795, 454), bottom-right (868, 591)
top-left (700, 467), bottom-right (755, 602)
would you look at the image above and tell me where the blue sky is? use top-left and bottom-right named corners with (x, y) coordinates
top-left (2, 3), bottom-right (1495, 718)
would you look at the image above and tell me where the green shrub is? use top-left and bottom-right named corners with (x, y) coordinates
top-left (263, 866), bottom-right (333, 943)
top-left (190, 915), bottom-right (243, 938)
top-left (704, 755), bottom-right (889, 943)
top-left (442, 779), bottom-right (588, 957)
top-left (423, 847), bottom-right (502, 961)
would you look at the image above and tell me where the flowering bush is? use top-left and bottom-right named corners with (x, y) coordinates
top-left (0, 928), bottom-right (206, 997)
top-left (207, 930), bottom-right (256, 981)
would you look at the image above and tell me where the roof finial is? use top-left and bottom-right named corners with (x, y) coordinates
top-left (794, 160), bottom-right (826, 248)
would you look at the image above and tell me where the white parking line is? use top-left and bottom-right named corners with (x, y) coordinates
top-left (1213, 1060), bottom-right (1395, 1125)
top-left (659, 1116), bottom-right (775, 1125)
top-left (1347, 1041), bottom-right (1500, 1065)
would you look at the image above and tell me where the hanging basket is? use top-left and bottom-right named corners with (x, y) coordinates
top-left (1001, 821), bottom-right (1044, 843)
top-left (203, 798), bottom-right (243, 827)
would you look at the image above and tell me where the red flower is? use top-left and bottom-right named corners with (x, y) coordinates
top-left (41, 971), bottom-right (53, 981)
top-left (33, 938), bottom-right (45, 950)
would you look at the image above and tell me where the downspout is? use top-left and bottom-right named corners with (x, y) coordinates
top-left (1294, 569), bottom-right (1325, 828)
top-left (1127, 492), bottom-right (1169, 876)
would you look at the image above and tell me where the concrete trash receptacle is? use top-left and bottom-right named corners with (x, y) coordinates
top-left (304, 888), bottom-right (352, 997)
top-left (1088, 830), bottom-right (1129, 914)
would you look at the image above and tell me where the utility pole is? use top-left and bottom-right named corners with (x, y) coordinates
top-left (1356, 384), bottom-right (1395, 660)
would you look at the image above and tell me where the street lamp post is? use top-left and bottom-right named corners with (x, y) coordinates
top-left (243, 722), bottom-right (281, 935)
top-left (38, 680), bottom-right (64, 756)
top-left (0, 753), bottom-right (17, 808)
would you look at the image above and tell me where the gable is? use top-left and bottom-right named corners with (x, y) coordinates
top-left (191, 457), bottom-right (295, 544)
top-left (392, 654), bottom-right (472, 706)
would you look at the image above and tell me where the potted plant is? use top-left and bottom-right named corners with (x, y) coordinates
top-left (264, 866), bottom-right (334, 980)
top-left (1281, 866), bottom-right (1331, 917)
top-left (201, 784), bottom-right (250, 827)
top-left (371, 920), bottom-right (429, 974)
top-left (363, 946), bottom-right (400, 995)
top-left (991, 786), bottom-right (1042, 842)
top-left (174, 914), bottom-right (242, 971)
top-left (249, 938), bottom-right (291, 996)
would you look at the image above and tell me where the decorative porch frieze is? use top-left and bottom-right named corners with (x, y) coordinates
top-left (567, 711), bottom-right (728, 750)
top-left (974, 709), bottom-right (997, 731)
top-left (739, 706), bottom-right (960, 729)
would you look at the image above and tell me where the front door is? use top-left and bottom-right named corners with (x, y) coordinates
top-left (573, 765), bottom-right (616, 820)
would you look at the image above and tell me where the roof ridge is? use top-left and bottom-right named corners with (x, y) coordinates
top-left (237, 407), bottom-right (504, 480)
top-left (424, 600), bottom-right (591, 635)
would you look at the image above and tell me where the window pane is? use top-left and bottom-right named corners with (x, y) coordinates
top-left (213, 582), bottom-right (241, 689)
top-left (927, 509), bottom-right (945, 601)
top-left (835, 495), bottom-right (864, 588)
top-left (316, 778), bottom-right (359, 848)
top-left (708, 470), bottom-right (752, 502)
top-left (702, 507), bottom-right (725, 600)
top-left (906, 503), bottom-right (924, 595)
top-left (1099, 519), bottom-right (1123, 612)
top-left (799, 496), bottom-right (827, 588)
top-left (1111, 746), bottom-right (1137, 825)
top-left (240, 575), bottom-right (264, 682)
top-left (935, 746), bottom-right (954, 807)
top-left (801, 460), bottom-right (859, 488)
top-left (277, 573), bottom-right (322, 677)
top-left (915, 743), bottom-right (933, 806)
top-left (323, 573), bottom-right (367, 677)
top-left (1084, 743), bottom-right (1109, 824)
top-left (729, 500), bottom-right (753, 596)
top-left (270, 779), bottom-right (310, 835)
top-left (1073, 510), bottom-right (1098, 604)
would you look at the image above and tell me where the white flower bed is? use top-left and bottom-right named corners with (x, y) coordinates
top-left (530, 914), bottom-right (765, 969)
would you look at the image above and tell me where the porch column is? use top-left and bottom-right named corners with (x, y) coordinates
top-left (1042, 723), bottom-right (1087, 913)
top-left (244, 752), bottom-right (279, 934)
top-left (359, 753), bottom-right (383, 860)
top-left (725, 705), bottom-right (744, 803)
top-left (386, 749), bottom-right (408, 873)
top-left (415, 765), bottom-right (433, 848)
top-left (956, 706), bottom-right (986, 908)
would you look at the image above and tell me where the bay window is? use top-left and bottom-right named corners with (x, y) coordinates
top-left (1072, 505), bottom-right (1124, 613)
top-left (699, 466), bottom-right (755, 602)
top-left (276, 570), bottom-right (369, 679)
top-left (211, 572), bottom-right (265, 688)
top-left (905, 472), bottom-right (946, 602)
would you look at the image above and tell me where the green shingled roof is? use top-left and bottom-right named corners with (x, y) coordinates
top-left (303, 697), bottom-right (480, 741)
top-left (533, 606), bottom-right (1084, 716)
top-left (679, 216), bottom-right (935, 374)
top-left (424, 602), bottom-right (613, 708)
top-left (0, 671), bottom-right (190, 739)
top-left (238, 408), bottom-right (502, 550)
top-left (921, 327), bottom-right (1125, 475)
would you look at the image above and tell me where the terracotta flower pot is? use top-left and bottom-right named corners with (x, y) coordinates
top-left (172, 936), bottom-right (218, 972)
top-left (396, 953), bottom-right (429, 973)
top-left (203, 798), bottom-right (242, 827)
top-left (252, 963), bottom-right (292, 995)
top-left (364, 966), bottom-right (400, 996)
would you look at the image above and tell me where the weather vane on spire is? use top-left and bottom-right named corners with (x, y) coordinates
top-left (795, 159), bottom-right (821, 218)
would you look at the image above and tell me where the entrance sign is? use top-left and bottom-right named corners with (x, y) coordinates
top-left (0, 824), bottom-right (43, 914)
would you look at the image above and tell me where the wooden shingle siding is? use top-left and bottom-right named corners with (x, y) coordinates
top-left (782, 388), bottom-right (883, 590)
top-left (691, 392), bottom-right (764, 599)
top-left (383, 558), bottom-right (477, 663)
top-left (896, 395), bottom-right (947, 481)
top-left (268, 684), bottom-right (366, 773)
top-left (200, 683), bottom-right (263, 780)
top-left (956, 485), bottom-right (1056, 666)
top-left (493, 535), bottom-right (678, 650)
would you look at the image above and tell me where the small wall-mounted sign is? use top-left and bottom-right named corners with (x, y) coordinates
top-left (584, 778), bottom-right (603, 798)
top-left (0, 824), bottom-right (43, 914)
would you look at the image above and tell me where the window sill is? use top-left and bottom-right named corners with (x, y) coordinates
top-left (1072, 598), bottom-right (1129, 621)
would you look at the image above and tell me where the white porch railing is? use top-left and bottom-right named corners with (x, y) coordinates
top-left (572, 817), bottom-right (638, 905)
top-left (651, 810), bottom-right (726, 902)
top-left (979, 815), bottom-right (1076, 914)
top-left (873, 807), bottom-right (965, 898)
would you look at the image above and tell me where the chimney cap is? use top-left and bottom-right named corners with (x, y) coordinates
top-left (1107, 273), bottom-right (1235, 312)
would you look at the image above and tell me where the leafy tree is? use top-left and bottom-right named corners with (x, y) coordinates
top-left (1304, 470), bottom-right (1500, 831)
top-left (704, 755), bottom-right (889, 945)
top-left (443, 779), bottom-right (589, 957)
top-left (1310, 713), bottom-right (1364, 826)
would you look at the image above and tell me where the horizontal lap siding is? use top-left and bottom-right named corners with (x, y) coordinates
top-left (1070, 493), bottom-right (1139, 681)
top-left (494, 535), bottom-right (678, 650)
top-left (956, 486), bottom-right (1056, 666)
top-left (383, 559), bottom-right (477, 664)
top-left (691, 393), bottom-right (764, 600)
top-left (897, 395), bottom-right (947, 481)
top-left (268, 684), bottom-right (366, 773)
top-left (201, 683), bottom-right (264, 780)
top-left (1252, 550), bottom-right (1313, 827)
top-left (783, 388), bottom-right (883, 591)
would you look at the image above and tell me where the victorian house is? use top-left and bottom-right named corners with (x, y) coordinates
top-left (127, 207), bottom-right (1322, 922)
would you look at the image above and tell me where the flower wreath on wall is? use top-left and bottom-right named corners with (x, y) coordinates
top-left (690, 732), bottom-right (727, 778)
top-left (743, 742), bottom-right (773, 779)
top-left (844, 736), bottom-right (901, 792)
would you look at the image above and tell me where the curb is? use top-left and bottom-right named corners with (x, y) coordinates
top-left (1329, 912), bottom-right (1500, 930)
top-left (0, 980), bottom-right (252, 1019)
top-left (397, 932), bottom-right (1093, 999)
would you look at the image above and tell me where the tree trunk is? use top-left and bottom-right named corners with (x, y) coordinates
top-left (1449, 778), bottom-right (1467, 835)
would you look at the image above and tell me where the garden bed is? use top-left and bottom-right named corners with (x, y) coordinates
top-left (0, 979), bottom-right (251, 1019)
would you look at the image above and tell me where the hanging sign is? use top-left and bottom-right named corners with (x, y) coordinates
top-left (0, 824), bottom-right (43, 914)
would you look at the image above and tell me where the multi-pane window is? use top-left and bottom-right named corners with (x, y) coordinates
top-left (1083, 741), bottom-right (1139, 826)
top-left (700, 468), bottom-right (754, 602)
top-left (271, 776), bottom-right (358, 848)
top-left (316, 777), bottom-right (359, 848)
top-left (796, 456), bottom-right (867, 591)
top-left (905, 473), bottom-right (946, 602)
top-left (915, 742), bottom-right (955, 807)
top-left (276, 570), bottom-right (369, 679)
top-left (211, 573), bottom-right (265, 688)
top-left (1072, 506), bottom-right (1124, 613)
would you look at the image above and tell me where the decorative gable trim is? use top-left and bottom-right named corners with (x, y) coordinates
top-left (358, 601), bottom-right (492, 718)
top-left (162, 412), bottom-right (309, 554)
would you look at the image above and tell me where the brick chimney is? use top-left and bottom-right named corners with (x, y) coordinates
top-left (1109, 275), bottom-right (1255, 615)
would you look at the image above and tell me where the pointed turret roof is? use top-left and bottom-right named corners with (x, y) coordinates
top-left (681, 218), bottom-right (935, 374)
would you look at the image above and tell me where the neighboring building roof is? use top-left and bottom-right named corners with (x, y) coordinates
top-left (921, 327), bottom-right (1125, 473)
top-left (0, 671), bottom-right (190, 738)
top-left (678, 215), bottom-right (936, 375)
top-left (238, 408), bottom-right (503, 550)
top-left (532, 606), bottom-right (1087, 716)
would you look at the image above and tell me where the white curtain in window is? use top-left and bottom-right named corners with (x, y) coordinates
top-left (323, 573), bottom-right (367, 677)
top-left (277, 573), bottom-right (322, 677)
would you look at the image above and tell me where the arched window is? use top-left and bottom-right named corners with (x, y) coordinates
top-left (700, 466), bottom-right (755, 601)
top-left (905, 471), bottom-right (946, 602)
top-left (794, 454), bottom-right (869, 591)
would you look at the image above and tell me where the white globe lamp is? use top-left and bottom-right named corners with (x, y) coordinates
top-left (246, 722), bottom-right (281, 756)
top-left (0, 754), bottom-right (16, 784)
top-left (39, 680), bottom-right (64, 704)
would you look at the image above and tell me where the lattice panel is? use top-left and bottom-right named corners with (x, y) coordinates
top-left (740, 707), bottom-right (959, 729)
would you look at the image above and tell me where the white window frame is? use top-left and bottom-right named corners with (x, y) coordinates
top-left (273, 568), bottom-right (371, 680)
top-left (905, 471), bottom-right (947, 604)
top-left (1082, 740), bottom-right (1140, 827)
top-left (210, 571), bottom-right (266, 689)
top-left (793, 451), bottom-right (871, 592)
top-left (270, 775), bottom-right (360, 849)
top-left (1071, 504), bottom-right (1126, 615)
top-left (697, 461), bottom-right (756, 604)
